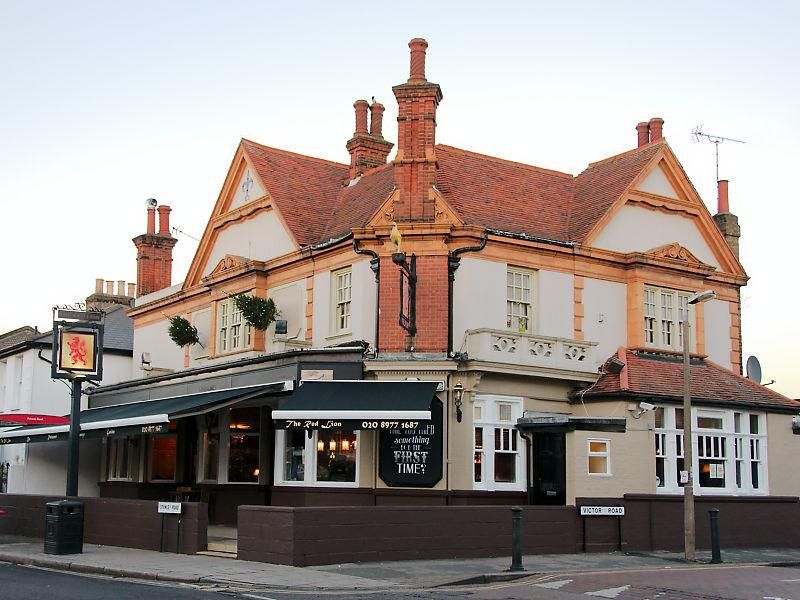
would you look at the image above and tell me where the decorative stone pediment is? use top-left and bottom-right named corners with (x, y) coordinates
top-left (207, 254), bottom-right (250, 277)
top-left (645, 242), bottom-right (704, 264)
top-left (367, 188), bottom-right (463, 229)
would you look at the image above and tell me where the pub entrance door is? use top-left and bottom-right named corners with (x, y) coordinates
top-left (530, 432), bottom-right (566, 505)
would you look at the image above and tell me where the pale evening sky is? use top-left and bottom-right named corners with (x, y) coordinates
top-left (1, 1), bottom-right (797, 397)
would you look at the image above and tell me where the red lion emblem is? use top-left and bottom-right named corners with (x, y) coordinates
top-left (66, 335), bottom-right (88, 367)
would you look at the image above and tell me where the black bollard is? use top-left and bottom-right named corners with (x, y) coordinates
top-left (709, 508), bottom-right (722, 564)
top-left (509, 506), bottom-right (524, 572)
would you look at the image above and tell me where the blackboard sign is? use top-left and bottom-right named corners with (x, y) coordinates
top-left (379, 398), bottom-right (443, 487)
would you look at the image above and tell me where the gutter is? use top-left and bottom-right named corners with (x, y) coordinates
top-left (485, 228), bottom-right (576, 248)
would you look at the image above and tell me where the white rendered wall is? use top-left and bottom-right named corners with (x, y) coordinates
top-left (452, 257), bottom-right (507, 351)
top-left (266, 280), bottom-right (306, 350)
top-left (190, 308), bottom-right (211, 363)
top-left (202, 211), bottom-right (296, 276)
top-left (133, 319), bottom-right (185, 377)
top-left (593, 205), bottom-right (720, 269)
top-left (582, 278), bottom-right (628, 366)
top-left (637, 165), bottom-right (678, 198)
top-left (703, 299), bottom-right (732, 369)
top-left (311, 259), bottom-right (376, 347)
top-left (537, 270), bottom-right (573, 338)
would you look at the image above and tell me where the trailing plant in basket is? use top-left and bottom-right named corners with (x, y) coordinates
top-left (168, 315), bottom-right (199, 347)
top-left (232, 294), bottom-right (278, 331)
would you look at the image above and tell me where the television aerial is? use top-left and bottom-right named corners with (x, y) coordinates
top-left (691, 126), bottom-right (745, 183)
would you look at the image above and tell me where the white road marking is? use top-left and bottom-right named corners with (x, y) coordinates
top-left (535, 579), bottom-right (573, 589)
top-left (586, 585), bottom-right (631, 598)
top-left (763, 596), bottom-right (793, 600)
top-left (782, 579), bottom-right (800, 582)
top-left (242, 594), bottom-right (279, 600)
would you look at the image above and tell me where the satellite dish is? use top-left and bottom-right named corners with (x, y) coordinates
top-left (146, 198), bottom-right (158, 208)
top-left (746, 356), bottom-right (762, 385)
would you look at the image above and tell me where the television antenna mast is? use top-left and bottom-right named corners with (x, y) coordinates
top-left (691, 126), bottom-right (746, 182)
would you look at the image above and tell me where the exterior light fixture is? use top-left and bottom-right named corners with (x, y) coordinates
top-left (317, 440), bottom-right (325, 452)
top-left (682, 288), bottom-right (716, 562)
top-left (453, 382), bottom-right (464, 423)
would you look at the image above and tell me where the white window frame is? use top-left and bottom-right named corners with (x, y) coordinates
top-left (654, 406), bottom-right (768, 496)
top-left (587, 438), bottom-right (611, 476)
top-left (105, 436), bottom-right (139, 482)
top-left (216, 297), bottom-right (252, 354)
top-left (506, 267), bottom-right (535, 333)
top-left (331, 268), bottom-right (352, 335)
top-left (274, 429), bottom-right (360, 488)
top-left (643, 286), bottom-right (692, 351)
top-left (196, 414), bottom-right (220, 483)
top-left (472, 395), bottom-right (525, 491)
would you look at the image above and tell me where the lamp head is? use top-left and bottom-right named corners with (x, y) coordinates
top-left (689, 290), bottom-right (716, 304)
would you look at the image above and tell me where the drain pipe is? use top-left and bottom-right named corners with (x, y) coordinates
top-left (448, 232), bottom-right (488, 355)
top-left (517, 428), bottom-right (533, 505)
top-left (354, 239), bottom-right (380, 353)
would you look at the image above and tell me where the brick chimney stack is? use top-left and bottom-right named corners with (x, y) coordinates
top-left (346, 99), bottom-right (394, 180)
top-left (392, 37), bottom-right (442, 221)
top-left (649, 117), bottom-right (664, 141)
top-left (133, 200), bottom-right (178, 297)
top-left (86, 278), bottom-right (136, 310)
top-left (713, 179), bottom-right (741, 258)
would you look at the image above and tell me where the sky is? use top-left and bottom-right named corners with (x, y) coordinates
top-left (1, 1), bottom-right (798, 398)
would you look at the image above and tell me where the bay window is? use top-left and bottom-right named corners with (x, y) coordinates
top-left (654, 406), bottom-right (767, 495)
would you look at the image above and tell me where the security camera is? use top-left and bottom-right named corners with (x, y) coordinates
top-left (639, 402), bottom-right (656, 412)
top-left (146, 198), bottom-right (158, 208)
top-left (792, 415), bottom-right (800, 433)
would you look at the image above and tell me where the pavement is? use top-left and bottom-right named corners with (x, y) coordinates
top-left (1, 534), bottom-right (800, 592)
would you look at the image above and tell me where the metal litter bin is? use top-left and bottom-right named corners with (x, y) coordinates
top-left (44, 500), bottom-right (84, 555)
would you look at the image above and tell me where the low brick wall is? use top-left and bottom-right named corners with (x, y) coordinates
top-left (238, 504), bottom-right (579, 566)
top-left (0, 494), bottom-right (207, 554)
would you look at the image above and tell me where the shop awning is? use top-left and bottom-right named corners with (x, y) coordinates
top-left (0, 380), bottom-right (292, 445)
top-left (516, 412), bottom-right (626, 433)
top-left (272, 381), bottom-right (438, 430)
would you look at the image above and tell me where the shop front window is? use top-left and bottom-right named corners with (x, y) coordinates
top-left (284, 428), bottom-right (306, 482)
top-left (228, 407), bottom-right (260, 483)
top-left (472, 395), bottom-right (524, 491)
top-left (149, 435), bottom-right (177, 482)
top-left (315, 430), bottom-right (356, 483)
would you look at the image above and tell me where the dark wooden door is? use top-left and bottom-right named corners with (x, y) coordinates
top-left (531, 432), bottom-right (566, 505)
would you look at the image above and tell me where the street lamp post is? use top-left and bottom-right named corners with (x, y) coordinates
top-left (683, 289), bottom-right (716, 562)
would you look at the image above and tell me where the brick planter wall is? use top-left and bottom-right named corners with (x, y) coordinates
top-left (238, 504), bottom-right (579, 566)
top-left (0, 494), bottom-right (207, 554)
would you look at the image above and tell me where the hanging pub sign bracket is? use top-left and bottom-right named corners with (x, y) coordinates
top-left (392, 252), bottom-right (417, 336)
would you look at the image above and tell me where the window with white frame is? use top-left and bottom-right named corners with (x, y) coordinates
top-left (654, 405), bottom-right (767, 495)
top-left (332, 268), bottom-right (352, 334)
top-left (587, 439), bottom-right (611, 475)
top-left (216, 297), bottom-right (252, 354)
top-left (644, 287), bottom-right (691, 351)
top-left (105, 437), bottom-right (139, 481)
top-left (275, 429), bottom-right (359, 487)
top-left (507, 268), bottom-right (533, 332)
top-left (473, 396), bottom-right (524, 490)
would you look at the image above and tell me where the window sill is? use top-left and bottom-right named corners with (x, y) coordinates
top-left (589, 473), bottom-right (613, 478)
top-left (211, 347), bottom-right (255, 359)
top-left (325, 331), bottom-right (352, 341)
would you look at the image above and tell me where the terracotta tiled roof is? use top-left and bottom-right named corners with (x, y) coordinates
top-left (436, 145), bottom-right (574, 241)
top-left (584, 348), bottom-right (800, 413)
top-left (322, 164), bottom-right (395, 242)
top-left (240, 138), bottom-right (662, 246)
top-left (568, 142), bottom-right (663, 241)
top-left (242, 139), bottom-right (349, 246)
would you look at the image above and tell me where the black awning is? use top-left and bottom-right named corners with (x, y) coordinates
top-left (272, 381), bottom-right (439, 431)
top-left (0, 381), bottom-right (291, 445)
top-left (516, 413), bottom-right (626, 433)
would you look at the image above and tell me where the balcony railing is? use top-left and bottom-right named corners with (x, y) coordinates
top-left (464, 328), bottom-right (598, 374)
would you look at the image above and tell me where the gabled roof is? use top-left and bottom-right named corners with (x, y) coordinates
top-left (583, 348), bottom-right (800, 413)
top-left (241, 140), bottom-right (348, 247)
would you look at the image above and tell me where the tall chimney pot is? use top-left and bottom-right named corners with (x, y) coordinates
top-left (408, 38), bottom-right (428, 82)
top-left (354, 99), bottom-right (369, 134)
top-left (95, 278), bottom-right (104, 294)
top-left (649, 117), bottom-right (664, 141)
top-left (157, 205), bottom-right (172, 236)
top-left (146, 207), bottom-right (156, 235)
top-left (369, 101), bottom-right (385, 138)
top-left (106, 281), bottom-right (114, 295)
top-left (717, 179), bottom-right (730, 214)
top-left (636, 122), bottom-right (650, 147)
top-left (117, 280), bottom-right (125, 296)
top-left (127, 282), bottom-right (136, 297)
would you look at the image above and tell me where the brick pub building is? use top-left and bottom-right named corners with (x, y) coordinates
top-left (2, 38), bottom-right (799, 564)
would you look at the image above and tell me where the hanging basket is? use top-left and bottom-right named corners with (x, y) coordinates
top-left (233, 294), bottom-right (278, 331)
top-left (168, 315), bottom-right (199, 347)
